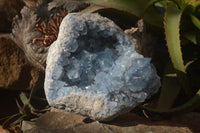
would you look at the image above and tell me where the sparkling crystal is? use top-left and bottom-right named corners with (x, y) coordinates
top-left (45, 13), bottom-right (161, 121)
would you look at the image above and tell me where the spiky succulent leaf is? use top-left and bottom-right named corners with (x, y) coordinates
top-left (156, 62), bottom-right (181, 111)
top-left (81, 4), bottom-right (105, 13)
top-left (141, 88), bottom-right (200, 113)
top-left (76, 0), bottom-right (164, 27)
top-left (190, 14), bottom-right (200, 29)
top-left (183, 32), bottom-right (198, 44)
top-left (164, 2), bottom-right (191, 96)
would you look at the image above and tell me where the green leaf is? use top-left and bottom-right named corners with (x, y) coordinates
top-left (81, 5), bottom-right (105, 13)
top-left (189, 0), bottom-right (200, 7)
top-left (140, 88), bottom-right (200, 113)
top-left (164, 2), bottom-right (191, 96)
top-left (171, 88), bottom-right (200, 112)
top-left (185, 59), bottom-right (197, 69)
top-left (156, 63), bottom-right (181, 111)
top-left (76, 0), bottom-right (164, 27)
top-left (172, 0), bottom-right (197, 9)
top-left (20, 92), bottom-right (36, 112)
top-left (183, 32), bottom-right (198, 44)
top-left (190, 14), bottom-right (200, 30)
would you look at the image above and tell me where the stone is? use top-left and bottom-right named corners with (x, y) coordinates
top-left (0, 126), bottom-right (9, 133)
top-left (0, 34), bottom-right (44, 90)
top-left (44, 13), bottom-right (161, 121)
top-left (22, 111), bottom-right (199, 133)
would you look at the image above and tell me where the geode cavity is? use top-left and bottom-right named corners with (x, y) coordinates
top-left (44, 13), bottom-right (161, 121)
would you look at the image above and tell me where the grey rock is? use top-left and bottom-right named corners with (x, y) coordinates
top-left (44, 13), bottom-right (161, 121)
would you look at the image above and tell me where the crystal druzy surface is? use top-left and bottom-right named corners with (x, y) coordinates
top-left (44, 13), bottom-right (161, 121)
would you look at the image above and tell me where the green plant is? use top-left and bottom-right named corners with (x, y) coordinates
top-left (75, 0), bottom-right (200, 114)
top-left (2, 89), bottom-right (49, 130)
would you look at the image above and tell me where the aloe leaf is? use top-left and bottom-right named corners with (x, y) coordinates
top-left (185, 59), bottom-right (197, 69)
top-left (190, 14), bottom-right (200, 30)
top-left (183, 32), bottom-right (197, 44)
top-left (76, 0), bottom-right (164, 27)
top-left (81, 4), bottom-right (105, 13)
top-left (78, 0), bottom-right (155, 15)
top-left (164, 2), bottom-right (191, 96)
top-left (141, 88), bottom-right (200, 113)
top-left (172, 0), bottom-right (197, 9)
top-left (189, 0), bottom-right (200, 7)
top-left (156, 62), bottom-right (181, 111)
top-left (81, 5), bottom-right (140, 26)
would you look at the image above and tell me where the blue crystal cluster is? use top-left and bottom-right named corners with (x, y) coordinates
top-left (45, 13), bottom-right (161, 121)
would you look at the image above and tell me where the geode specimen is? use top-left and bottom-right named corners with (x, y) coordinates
top-left (44, 13), bottom-right (161, 121)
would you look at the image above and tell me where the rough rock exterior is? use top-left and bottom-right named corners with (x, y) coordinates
top-left (0, 34), bottom-right (44, 90)
top-left (44, 13), bottom-right (161, 121)
top-left (22, 111), bottom-right (200, 133)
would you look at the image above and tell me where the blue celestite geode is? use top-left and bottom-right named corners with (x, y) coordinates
top-left (44, 13), bottom-right (161, 121)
